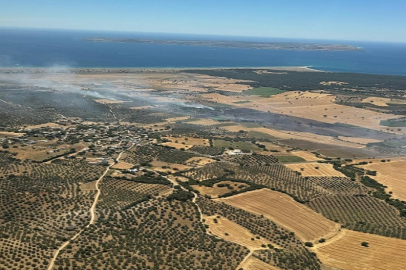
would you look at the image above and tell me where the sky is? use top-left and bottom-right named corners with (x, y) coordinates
top-left (0, 0), bottom-right (405, 43)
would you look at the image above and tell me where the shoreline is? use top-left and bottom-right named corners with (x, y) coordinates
top-left (0, 66), bottom-right (325, 74)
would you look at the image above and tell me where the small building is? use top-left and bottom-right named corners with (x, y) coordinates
top-left (226, 149), bottom-right (243, 155)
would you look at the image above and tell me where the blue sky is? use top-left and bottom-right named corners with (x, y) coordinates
top-left (1, 0), bottom-right (405, 42)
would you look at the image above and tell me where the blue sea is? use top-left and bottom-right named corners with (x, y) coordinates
top-left (0, 28), bottom-right (405, 76)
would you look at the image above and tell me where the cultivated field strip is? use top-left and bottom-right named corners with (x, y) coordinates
top-left (203, 215), bottom-right (275, 250)
top-left (196, 196), bottom-right (322, 269)
top-left (315, 229), bottom-right (406, 270)
top-left (219, 189), bottom-right (339, 242)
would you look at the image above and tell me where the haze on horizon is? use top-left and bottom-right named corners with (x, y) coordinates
top-left (0, 0), bottom-right (406, 43)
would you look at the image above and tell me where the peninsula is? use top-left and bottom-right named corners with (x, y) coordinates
top-left (84, 38), bottom-right (362, 51)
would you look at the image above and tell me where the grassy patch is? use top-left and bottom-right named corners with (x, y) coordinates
top-left (244, 87), bottom-right (285, 97)
top-left (247, 131), bottom-right (276, 140)
top-left (232, 100), bottom-right (251, 104)
top-left (380, 118), bottom-right (406, 127)
top-left (177, 118), bottom-right (200, 123)
top-left (274, 155), bottom-right (306, 163)
top-left (212, 122), bottom-right (238, 127)
top-left (241, 122), bottom-right (262, 128)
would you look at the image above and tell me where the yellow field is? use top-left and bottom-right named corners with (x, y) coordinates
top-left (204, 215), bottom-right (275, 250)
top-left (361, 97), bottom-right (390, 106)
top-left (247, 127), bottom-right (363, 149)
top-left (240, 257), bottom-right (281, 270)
top-left (218, 189), bottom-right (339, 242)
top-left (315, 229), bottom-right (406, 270)
top-left (0, 131), bottom-right (24, 137)
top-left (165, 116), bottom-right (190, 122)
top-left (162, 136), bottom-right (209, 150)
top-left (186, 118), bottom-right (221, 126)
top-left (94, 98), bottom-right (126, 104)
top-left (358, 159), bottom-right (406, 201)
top-left (111, 162), bottom-right (134, 170)
top-left (290, 150), bottom-right (323, 161)
top-left (205, 90), bottom-right (401, 133)
top-left (79, 180), bottom-right (97, 191)
top-left (285, 163), bottom-right (346, 177)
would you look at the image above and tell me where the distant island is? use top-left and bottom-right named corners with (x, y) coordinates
top-left (84, 38), bottom-right (362, 51)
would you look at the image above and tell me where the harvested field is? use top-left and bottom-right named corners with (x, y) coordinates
top-left (264, 91), bottom-right (399, 131)
top-left (285, 163), bottom-right (346, 177)
top-left (361, 97), bottom-right (390, 106)
top-left (240, 256), bottom-right (282, 270)
top-left (204, 215), bottom-right (275, 249)
top-left (94, 98), bottom-right (126, 104)
top-left (161, 142), bottom-right (194, 150)
top-left (291, 150), bottom-right (323, 161)
top-left (111, 161), bottom-right (134, 170)
top-left (249, 127), bottom-right (363, 149)
top-left (278, 139), bottom-right (379, 158)
top-left (219, 189), bottom-right (339, 242)
top-left (162, 136), bottom-right (210, 150)
top-left (185, 118), bottom-right (221, 126)
top-left (315, 229), bottom-right (406, 270)
top-left (79, 180), bottom-right (97, 191)
top-left (165, 116), bottom-right (190, 122)
top-left (357, 159), bottom-right (406, 201)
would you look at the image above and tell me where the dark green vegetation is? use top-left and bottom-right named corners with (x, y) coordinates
top-left (380, 117), bottom-right (406, 127)
top-left (274, 155), bottom-right (306, 163)
top-left (55, 197), bottom-right (248, 270)
top-left (306, 163), bottom-right (406, 238)
top-left (243, 87), bottom-right (285, 97)
top-left (0, 155), bottom-right (105, 269)
top-left (123, 144), bottom-right (200, 165)
top-left (183, 177), bottom-right (265, 198)
top-left (185, 69), bottom-right (406, 91)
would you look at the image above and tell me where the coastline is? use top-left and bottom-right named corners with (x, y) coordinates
top-left (0, 66), bottom-right (325, 74)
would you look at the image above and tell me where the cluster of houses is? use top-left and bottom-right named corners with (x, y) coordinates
top-left (1, 122), bottom-right (156, 165)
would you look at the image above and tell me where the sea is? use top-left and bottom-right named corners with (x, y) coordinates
top-left (1, 27), bottom-right (405, 76)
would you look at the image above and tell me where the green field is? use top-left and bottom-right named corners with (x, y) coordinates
top-left (243, 87), bottom-right (285, 97)
top-left (212, 122), bottom-right (238, 127)
top-left (247, 131), bottom-right (276, 140)
top-left (241, 122), bottom-right (262, 128)
top-left (232, 100), bottom-right (251, 104)
top-left (380, 118), bottom-right (406, 127)
top-left (274, 155), bottom-right (306, 163)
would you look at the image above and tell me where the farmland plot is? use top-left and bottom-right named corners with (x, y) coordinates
top-left (218, 189), bottom-right (339, 242)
